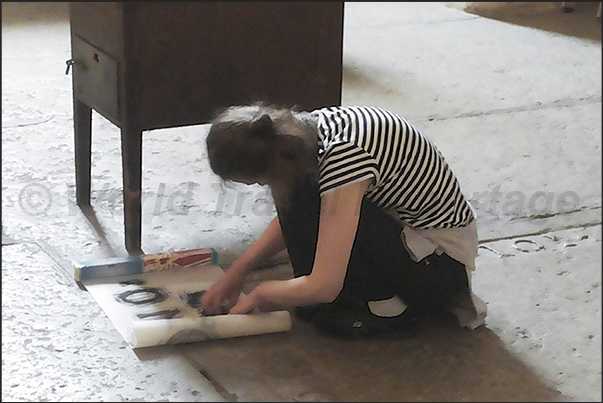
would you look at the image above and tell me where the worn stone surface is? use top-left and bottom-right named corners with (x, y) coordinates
top-left (473, 225), bottom-right (602, 401)
top-left (1, 242), bottom-right (224, 402)
top-left (2, 2), bottom-right (601, 402)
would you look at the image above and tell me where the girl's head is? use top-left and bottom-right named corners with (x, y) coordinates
top-left (206, 103), bottom-right (318, 205)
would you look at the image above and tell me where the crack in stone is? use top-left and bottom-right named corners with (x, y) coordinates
top-left (419, 96), bottom-right (602, 122)
top-left (479, 221), bottom-right (601, 244)
top-left (508, 205), bottom-right (602, 222)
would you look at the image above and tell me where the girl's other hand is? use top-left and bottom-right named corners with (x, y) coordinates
top-left (200, 271), bottom-right (244, 315)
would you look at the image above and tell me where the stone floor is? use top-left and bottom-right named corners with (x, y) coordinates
top-left (2, 2), bottom-right (601, 402)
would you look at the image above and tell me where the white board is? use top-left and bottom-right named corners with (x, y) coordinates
top-left (83, 264), bottom-right (291, 348)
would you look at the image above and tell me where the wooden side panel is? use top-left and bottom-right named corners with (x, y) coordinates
top-left (123, 2), bottom-right (344, 129)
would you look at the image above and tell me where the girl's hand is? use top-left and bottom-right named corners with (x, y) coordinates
top-left (228, 282), bottom-right (279, 314)
top-left (202, 217), bottom-right (287, 315)
top-left (200, 271), bottom-right (244, 315)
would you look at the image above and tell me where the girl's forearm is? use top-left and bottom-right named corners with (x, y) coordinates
top-left (230, 275), bottom-right (323, 313)
top-left (227, 217), bottom-right (287, 278)
top-left (240, 180), bottom-right (371, 310)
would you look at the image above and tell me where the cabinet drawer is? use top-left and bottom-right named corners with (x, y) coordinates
top-left (72, 35), bottom-right (119, 122)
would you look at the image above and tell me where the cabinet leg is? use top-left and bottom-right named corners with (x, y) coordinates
top-left (74, 98), bottom-right (92, 206)
top-left (121, 125), bottom-right (143, 255)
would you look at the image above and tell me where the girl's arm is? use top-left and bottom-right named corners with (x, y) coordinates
top-left (200, 216), bottom-right (287, 314)
top-left (229, 179), bottom-right (370, 314)
top-left (226, 216), bottom-right (287, 277)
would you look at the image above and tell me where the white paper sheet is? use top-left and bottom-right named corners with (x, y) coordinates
top-left (83, 264), bottom-right (291, 348)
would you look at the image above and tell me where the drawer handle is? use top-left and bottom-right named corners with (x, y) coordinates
top-left (65, 59), bottom-right (75, 75)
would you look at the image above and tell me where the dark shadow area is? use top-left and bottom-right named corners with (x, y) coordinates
top-left (133, 313), bottom-right (568, 402)
top-left (79, 204), bottom-right (122, 257)
top-left (463, 2), bottom-right (601, 43)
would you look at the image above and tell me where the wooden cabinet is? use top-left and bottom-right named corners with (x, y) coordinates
top-left (69, 2), bottom-right (344, 253)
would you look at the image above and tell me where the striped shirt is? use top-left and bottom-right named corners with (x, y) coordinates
top-left (311, 106), bottom-right (486, 329)
top-left (312, 106), bottom-right (474, 230)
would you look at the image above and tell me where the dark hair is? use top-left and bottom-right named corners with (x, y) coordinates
top-left (206, 104), bottom-right (318, 208)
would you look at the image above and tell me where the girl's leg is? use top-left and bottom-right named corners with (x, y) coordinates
top-left (275, 177), bottom-right (468, 316)
top-left (349, 198), bottom-right (469, 314)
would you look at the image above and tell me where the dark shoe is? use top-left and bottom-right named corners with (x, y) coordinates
top-left (312, 302), bottom-right (420, 339)
top-left (294, 304), bottom-right (329, 322)
top-left (294, 301), bottom-right (351, 323)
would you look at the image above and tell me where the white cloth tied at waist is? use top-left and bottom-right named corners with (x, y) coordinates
top-left (400, 220), bottom-right (487, 330)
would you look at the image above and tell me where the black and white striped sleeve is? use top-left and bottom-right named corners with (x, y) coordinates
top-left (318, 141), bottom-right (379, 196)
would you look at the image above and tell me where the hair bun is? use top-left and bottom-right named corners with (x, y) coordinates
top-left (250, 114), bottom-right (275, 138)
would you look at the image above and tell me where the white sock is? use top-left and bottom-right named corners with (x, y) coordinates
top-left (367, 295), bottom-right (407, 317)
